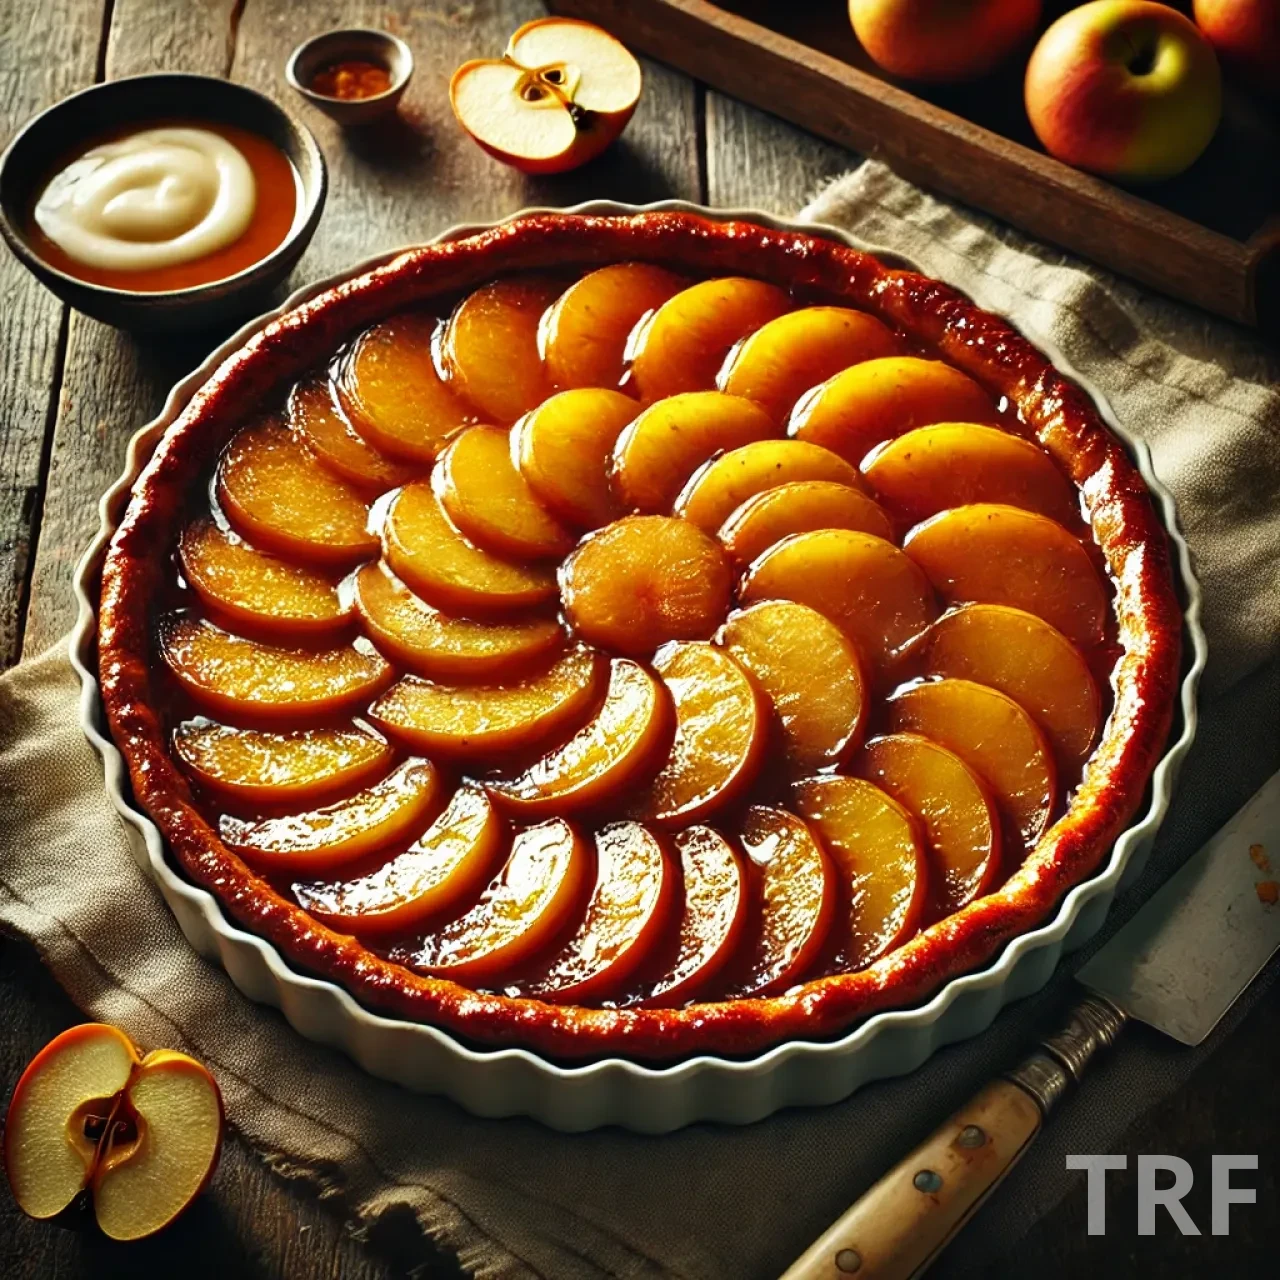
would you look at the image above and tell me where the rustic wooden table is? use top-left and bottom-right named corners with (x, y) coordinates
top-left (1, 2), bottom-right (1276, 1277)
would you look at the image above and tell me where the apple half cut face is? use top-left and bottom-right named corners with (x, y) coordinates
top-left (450, 18), bottom-right (643, 174)
top-left (4, 1024), bottom-right (223, 1241)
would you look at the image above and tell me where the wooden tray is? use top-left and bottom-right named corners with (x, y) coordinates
top-left (547, 0), bottom-right (1280, 329)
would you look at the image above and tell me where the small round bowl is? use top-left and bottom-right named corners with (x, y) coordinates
top-left (285, 29), bottom-right (413, 128)
top-left (0, 74), bottom-right (326, 332)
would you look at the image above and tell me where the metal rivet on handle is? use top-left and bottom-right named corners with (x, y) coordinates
top-left (957, 1125), bottom-right (987, 1149)
top-left (913, 1169), bottom-right (944, 1193)
top-left (834, 1247), bottom-right (862, 1273)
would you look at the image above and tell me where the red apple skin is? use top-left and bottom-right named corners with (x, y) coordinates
top-left (1026, 0), bottom-right (1223, 181)
top-left (1195, 0), bottom-right (1280, 97)
top-left (848, 0), bottom-right (1042, 82)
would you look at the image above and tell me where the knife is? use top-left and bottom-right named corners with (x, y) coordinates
top-left (782, 770), bottom-right (1280, 1280)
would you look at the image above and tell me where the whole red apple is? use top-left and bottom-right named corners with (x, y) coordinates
top-left (1026, 0), bottom-right (1223, 181)
top-left (848, 0), bottom-right (1042, 82)
top-left (1194, 0), bottom-right (1280, 97)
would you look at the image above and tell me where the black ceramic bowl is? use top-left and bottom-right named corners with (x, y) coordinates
top-left (0, 73), bottom-right (327, 331)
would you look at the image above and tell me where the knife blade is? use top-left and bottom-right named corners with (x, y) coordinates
top-left (782, 770), bottom-right (1280, 1280)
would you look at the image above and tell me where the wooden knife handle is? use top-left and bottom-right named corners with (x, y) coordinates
top-left (780, 995), bottom-right (1126, 1280)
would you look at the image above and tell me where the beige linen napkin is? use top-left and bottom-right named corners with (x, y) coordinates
top-left (3, 162), bottom-right (1279, 1280)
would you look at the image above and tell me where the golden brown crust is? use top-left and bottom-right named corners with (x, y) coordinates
top-left (97, 212), bottom-right (1182, 1061)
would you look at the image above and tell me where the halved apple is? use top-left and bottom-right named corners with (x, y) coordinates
top-left (641, 826), bottom-right (749, 1007)
top-left (730, 806), bottom-right (835, 996)
top-left (540, 263), bottom-right (686, 391)
top-left (523, 821), bottom-right (675, 1003)
top-left (858, 733), bottom-right (1002, 919)
top-left (158, 613), bottom-right (392, 721)
top-left (889, 677), bottom-right (1058, 852)
top-left (789, 356), bottom-right (997, 467)
top-left (441, 277), bottom-right (563, 423)
top-left (610, 390), bottom-right (778, 513)
top-left (220, 758), bottom-right (444, 875)
top-left (335, 312), bottom-right (478, 464)
top-left (719, 305), bottom-right (901, 422)
top-left (862, 423), bottom-right (1078, 526)
top-left (172, 719), bottom-right (394, 808)
top-left (4, 1023), bottom-right (223, 1241)
top-left (792, 774), bottom-right (928, 971)
top-left (287, 374), bottom-right (419, 493)
top-left (293, 785), bottom-right (506, 935)
top-left (178, 518), bottom-right (351, 638)
top-left (487, 658), bottom-right (672, 816)
top-left (740, 528), bottom-right (936, 680)
top-left (718, 600), bottom-right (869, 770)
top-left (560, 514), bottom-right (733, 656)
top-left (354, 561), bottom-right (565, 681)
top-left (450, 18), bottom-right (642, 176)
top-left (369, 646), bottom-right (605, 760)
top-left (400, 818), bottom-right (592, 985)
top-left (629, 277), bottom-right (792, 402)
top-left (633, 641), bottom-right (767, 825)
top-left (512, 387), bottom-right (638, 529)
top-left (717, 479), bottom-right (893, 565)
top-left (903, 503), bottom-right (1109, 649)
top-left (382, 479), bottom-right (558, 616)
top-left (924, 603), bottom-right (1102, 772)
top-left (216, 418), bottom-right (376, 567)
top-left (675, 437), bottom-right (864, 533)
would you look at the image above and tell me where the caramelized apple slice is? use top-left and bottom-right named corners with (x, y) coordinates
top-left (400, 818), bottom-right (592, 984)
top-left (487, 659), bottom-right (671, 816)
top-left (217, 419), bottom-right (376, 566)
top-left (859, 733), bottom-right (1002, 918)
top-left (383, 480), bottom-right (557, 615)
top-left (512, 388), bottom-right (637, 528)
top-left (369, 647), bottom-right (604, 760)
top-left (158, 614), bottom-right (392, 720)
top-left (719, 600), bottom-right (868, 770)
top-left (433, 424), bottom-right (574, 559)
top-left (634, 642), bottom-right (767, 825)
top-left (719, 306), bottom-right (900, 421)
top-left (675, 438), bottom-right (864, 533)
top-left (863, 423), bottom-right (1078, 526)
top-left (889, 678), bottom-right (1057, 851)
top-left (904, 504), bottom-right (1108, 649)
top-left (173, 719), bottom-right (394, 807)
top-left (221, 759), bottom-right (444, 875)
top-left (287, 375), bottom-right (419, 492)
top-left (630, 277), bottom-right (791, 402)
top-left (731, 806), bottom-right (835, 997)
top-left (523, 822), bottom-right (675, 1003)
top-left (740, 529), bottom-right (936, 679)
top-left (611, 391), bottom-right (777, 513)
top-left (293, 785), bottom-right (505, 935)
top-left (792, 774), bottom-right (927, 971)
top-left (442, 276), bottom-right (562, 423)
top-left (540, 263), bottom-right (686, 391)
top-left (789, 356), bottom-right (997, 467)
top-left (718, 479), bottom-right (893, 565)
top-left (560, 515), bottom-right (733, 656)
top-left (641, 827), bottom-right (749, 1007)
top-left (355, 561), bottom-right (563, 680)
top-left (924, 604), bottom-right (1102, 772)
top-left (337, 312), bottom-right (477, 463)
top-left (179, 519), bottom-right (350, 637)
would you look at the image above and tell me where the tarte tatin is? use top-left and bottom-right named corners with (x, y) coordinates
top-left (98, 212), bottom-right (1182, 1062)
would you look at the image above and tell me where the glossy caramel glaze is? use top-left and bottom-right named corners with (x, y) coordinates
top-left (98, 212), bottom-right (1182, 1061)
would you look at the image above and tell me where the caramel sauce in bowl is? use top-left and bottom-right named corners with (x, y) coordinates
top-left (0, 74), bottom-right (326, 330)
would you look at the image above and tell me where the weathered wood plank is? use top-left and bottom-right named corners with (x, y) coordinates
top-left (0, 0), bottom-right (103, 668)
top-left (705, 91), bottom-right (854, 215)
top-left (19, 0), bottom-right (243, 657)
